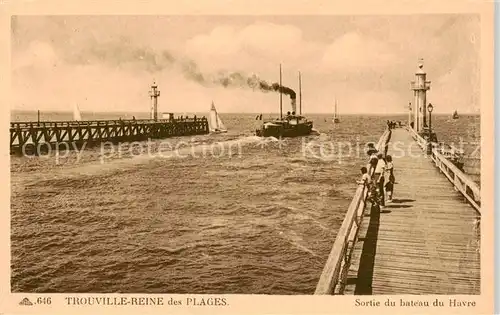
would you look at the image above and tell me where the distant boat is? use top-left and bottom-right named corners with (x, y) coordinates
top-left (208, 101), bottom-right (227, 133)
top-left (332, 99), bottom-right (340, 123)
top-left (73, 103), bottom-right (82, 121)
top-left (452, 110), bottom-right (459, 119)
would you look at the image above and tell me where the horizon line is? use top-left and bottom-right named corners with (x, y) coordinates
top-left (10, 109), bottom-right (481, 116)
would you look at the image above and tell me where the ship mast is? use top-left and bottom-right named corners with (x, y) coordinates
top-left (279, 64), bottom-right (283, 120)
top-left (299, 71), bottom-right (302, 115)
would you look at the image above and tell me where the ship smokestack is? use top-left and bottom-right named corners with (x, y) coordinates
top-left (291, 97), bottom-right (297, 114)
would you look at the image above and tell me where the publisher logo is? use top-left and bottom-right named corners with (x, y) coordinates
top-left (19, 297), bottom-right (33, 306)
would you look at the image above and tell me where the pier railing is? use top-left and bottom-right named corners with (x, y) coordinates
top-left (10, 117), bottom-right (204, 130)
top-left (408, 127), bottom-right (481, 213)
top-left (314, 128), bottom-right (391, 295)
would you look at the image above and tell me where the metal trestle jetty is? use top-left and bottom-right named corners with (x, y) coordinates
top-left (10, 118), bottom-right (209, 155)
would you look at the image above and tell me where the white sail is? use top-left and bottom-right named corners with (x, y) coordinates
top-left (73, 103), bottom-right (82, 121)
top-left (208, 101), bottom-right (227, 132)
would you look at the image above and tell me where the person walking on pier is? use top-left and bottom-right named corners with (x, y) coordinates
top-left (384, 155), bottom-right (395, 202)
top-left (373, 153), bottom-right (386, 207)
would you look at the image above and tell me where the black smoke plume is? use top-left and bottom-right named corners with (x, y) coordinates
top-left (257, 80), bottom-right (296, 100)
top-left (215, 71), bottom-right (296, 100)
top-left (66, 38), bottom-right (296, 99)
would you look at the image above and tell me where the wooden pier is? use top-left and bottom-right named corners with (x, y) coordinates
top-left (10, 117), bottom-right (209, 155)
top-left (315, 127), bottom-right (481, 295)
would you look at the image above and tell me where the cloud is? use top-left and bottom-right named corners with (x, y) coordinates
top-left (428, 54), bottom-right (480, 114)
top-left (13, 40), bottom-right (58, 70)
top-left (237, 22), bottom-right (305, 57)
top-left (11, 37), bottom-right (174, 112)
top-left (185, 26), bottom-right (241, 57)
top-left (321, 32), bottom-right (399, 71)
top-left (184, 22), bottom-right (321, 74)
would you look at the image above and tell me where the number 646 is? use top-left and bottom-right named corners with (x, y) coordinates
top-left (37, 297), bottom-right (52, 305)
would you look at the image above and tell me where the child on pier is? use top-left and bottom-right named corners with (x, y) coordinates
top-left (357, 167), bottom-right (371, 186)
top-left (358, 167), bottom-right (375, 201)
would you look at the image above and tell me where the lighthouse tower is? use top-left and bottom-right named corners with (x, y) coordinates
top-left (149, 81), bottom-right (161, 121)
top-left (410, 60), bottom-right (431, 132)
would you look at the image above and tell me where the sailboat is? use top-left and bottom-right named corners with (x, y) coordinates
top-left (332, 99), bottom-right (340, 123)
top-left (208, 101), bottom-right (227, 133)
top-left (73, 103), bottom-right (82, 121)
top-left (452, 110), bottom-right (459, 119)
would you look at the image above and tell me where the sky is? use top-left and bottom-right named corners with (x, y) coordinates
top-left (10, 15), bottom-right (480, 114)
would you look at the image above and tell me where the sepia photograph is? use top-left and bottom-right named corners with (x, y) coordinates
top-left (3, 2), bottom-right (494, 312)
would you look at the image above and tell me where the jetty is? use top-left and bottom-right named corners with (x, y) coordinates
top-left (10, 82), bottom-right (209, 155)
top-left (315, 61), bottom-right (481, 295)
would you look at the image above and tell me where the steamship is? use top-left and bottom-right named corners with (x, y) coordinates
top-left (255, 66), bottom-right (313, 138)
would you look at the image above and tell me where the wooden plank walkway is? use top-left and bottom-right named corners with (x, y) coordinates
top-left (344, 128), bottom-right (480, 295)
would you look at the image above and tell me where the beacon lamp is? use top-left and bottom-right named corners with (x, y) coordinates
top-left (427, 103), bottom-right (433, 132)
top-left (426, 103), bottom-right (434, 155)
